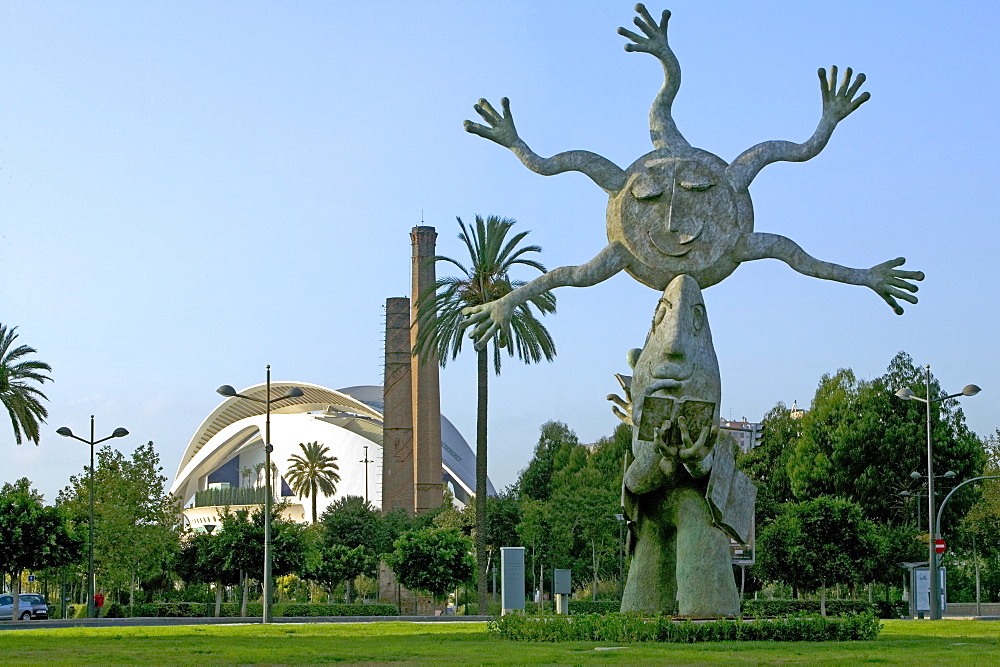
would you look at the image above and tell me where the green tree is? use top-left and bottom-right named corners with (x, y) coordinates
top-left (386, 527), bottom-right (474, 612)
top-left (212, 506), bottom-right (308, 614)
top-left (58, 441), bottom-right (180, 605)
top-left (785, 353), bottom-right (985, 531)
top-left (414, 214), bottom-right (556, 613)
top-left (757, 496), bottom-right (879, 614)
top-left (519, 421), bottom-right (578, 502)
top-left (0, 324), bottom-right (52, 445)
top-left (175, 531), bottom-right (232, 616)
top-left (961, 429), bottom-right (1000, 555)
top-left (738, 401), bottom-right (801, 524)
top-left (304, 544), bottom-right (377, 602)
top-left (319, 495), bottom-right (382, 551)
top-left (0, 478), bottom-right (81, 621)
top-left (286, 441), bottom-right (341, 523)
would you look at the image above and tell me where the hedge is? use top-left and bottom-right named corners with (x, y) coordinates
top-left (62, 602), bottom-right (398, 618)
top-left (489, 612), bottom-right (882, 642)
top-left (742, 599), bottom-right (908, 619)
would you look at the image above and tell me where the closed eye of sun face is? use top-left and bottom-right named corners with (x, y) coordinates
top-left (680, 180), bottom-right (714, 192)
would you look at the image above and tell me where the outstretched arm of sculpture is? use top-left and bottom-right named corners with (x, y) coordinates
top-left (734, 232), bottom-right (924, 315)
top-left (727, 66), bottom-right (870, 189)
top-left (618, 3), bottom-right (691, 152)
top-left (462, 242), bottom-right (632, 348)
top-left (464, 97), bottom-right (627, 194)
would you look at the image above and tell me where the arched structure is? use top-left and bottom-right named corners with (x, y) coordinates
top-left (170, 382), bottom-right (493, 530)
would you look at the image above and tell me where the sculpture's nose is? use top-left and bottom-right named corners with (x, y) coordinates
top-left (665, 178), bottom-right (680, 233)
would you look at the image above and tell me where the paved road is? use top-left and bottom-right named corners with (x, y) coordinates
top-left (0, 615), bottom-right (491, 631)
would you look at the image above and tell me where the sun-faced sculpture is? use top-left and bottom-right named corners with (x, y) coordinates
top-left (461, 4), bottom-right (923, 617)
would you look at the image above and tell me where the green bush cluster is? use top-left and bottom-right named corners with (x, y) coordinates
top-left (488, 612), bottom-right (882, 642)
top-left (272, 603), bottom-right (397, 617)
top-left (569, 600), bottom-right (620, 615)
top-left (742, 599), bottom-right (907, 619)
top-left (90, 602), bottom-right (398, 618)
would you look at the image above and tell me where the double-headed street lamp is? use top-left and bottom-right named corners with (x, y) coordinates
top-left (217, 365), bottom-right (303, 624)
top-left (895, 366), bottom-right (980, 620)
top-left (56, 416), bottom-right (129, 619)
top-left (899, 470), bottom-right (956, 531)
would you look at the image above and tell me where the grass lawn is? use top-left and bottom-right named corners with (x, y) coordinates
top-left (0, 619), bottom-right (997, 664)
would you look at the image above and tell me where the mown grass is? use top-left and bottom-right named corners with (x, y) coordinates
top-left (0, 619), bottom-right (997, 664)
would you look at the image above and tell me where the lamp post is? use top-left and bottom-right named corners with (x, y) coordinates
top-left (217, 366), bottom-right (303, 624)
top-left (899, 470), bottom-right (956, 531)
top-left (360, 445), bottom-right (373, 504)
top-left (895, 367), bottom-right (980, 620)
top-left (613, 513), bottom-right (625, 601)
top-left (56, 416), bottom-right (129, 619)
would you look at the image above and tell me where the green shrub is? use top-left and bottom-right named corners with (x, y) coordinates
top-left (272, 603), bottom-right (397, 617)
top-left (459, 602), bottom-right (502, 616)
top-left (569, 600), bottom-right (620, 615)
top-left (103, 603), bottom-right (125, 618)
top-left (488, 612), bottom-right (881, 642)
top-left (742, 599), bottom-right (905, 619)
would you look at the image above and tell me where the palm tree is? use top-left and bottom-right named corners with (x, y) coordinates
top-left (0, 324), bottom-right (53, 445)
top-left (253, 462), bottom-right (266, 489)
top-left (415, 214), bottom-right (556, 613)
top-left (240, 466), bottom-right (253, 488)
top-left (285, 441), bottom-right (341, 523)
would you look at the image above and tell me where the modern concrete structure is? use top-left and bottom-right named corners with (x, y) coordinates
top-left (170, 382), bottom-right (493, 531)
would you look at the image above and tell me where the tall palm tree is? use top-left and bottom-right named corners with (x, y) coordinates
top-left (253, 462), bottom-right (266, 489)
top-left (286, 441), bottom-right (341, 523)
top-left (0, 324), bottom-right (53, 445)
top-left (415, 214), bottom-right (556, 613)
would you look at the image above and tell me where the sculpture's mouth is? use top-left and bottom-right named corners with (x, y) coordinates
top-left (648, 225), bottom-right (703, 257)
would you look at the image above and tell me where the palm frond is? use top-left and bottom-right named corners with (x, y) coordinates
top-left (0, 325), bottom-right (52, 445)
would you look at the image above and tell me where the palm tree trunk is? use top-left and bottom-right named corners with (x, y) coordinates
top-left (312, 481), bottom-right (317, 524)
top-left (476, 346), bottom-right (489, 615)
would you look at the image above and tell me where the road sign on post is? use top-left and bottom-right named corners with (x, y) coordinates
top-left (935, 538), bottom-right (946, 554)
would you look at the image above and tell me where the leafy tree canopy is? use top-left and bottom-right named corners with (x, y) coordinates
top-left (386, 527), bottom-right (474, 601)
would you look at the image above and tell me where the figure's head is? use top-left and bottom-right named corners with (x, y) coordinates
top-left (607, 148), bottom-right (753, 289)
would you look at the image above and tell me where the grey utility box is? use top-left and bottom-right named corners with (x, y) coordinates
top-left (501, 547), bottom-right (525, 615)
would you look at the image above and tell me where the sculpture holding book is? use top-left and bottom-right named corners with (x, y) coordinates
top-left (461, 4), bottom-right (922, 617)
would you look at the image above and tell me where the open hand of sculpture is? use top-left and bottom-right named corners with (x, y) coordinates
top-left (464, 97), bottom-right (520, 149)
top-left (654, 414), bottom-right (714, 478)
top-left (819, 66), bottom-right (870, 124)
top-left (864, 257), bottom-right (924, 315)
top-left (462, 293), bottom-right (516, 349)
top-left (617, 4), bottom-right (672, 59)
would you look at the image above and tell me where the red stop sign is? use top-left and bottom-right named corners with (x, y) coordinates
top-left (935, 538), bottom-right (946, 554)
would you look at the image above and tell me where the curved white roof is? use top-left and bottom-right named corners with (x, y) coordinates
top-left (171, 382), bottom-right (493, 516)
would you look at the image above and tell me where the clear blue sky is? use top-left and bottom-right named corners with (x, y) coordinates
top-left (3, 1), bottom-right (998, 502)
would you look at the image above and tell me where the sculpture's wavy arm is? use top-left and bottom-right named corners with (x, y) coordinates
top-left (618, 3), bottom-right (691, 152)
top-left (461, 242), bottom-right (632, 348)
top-left (734, 232), bottom-right (924, 315)
top-left (464, 97), bottom-right (627, 193)
top-left (727, 66), bottom-right (870, 189)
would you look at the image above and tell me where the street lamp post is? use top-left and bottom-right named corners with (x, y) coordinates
top-left (217, 366), bottom-right (303, 624)
top-left (56, 416), bottom-right (129, 619)
top-left (360, 445), bottom-right (373, 504)
top-left (895, 366), bottom-right (980, 620)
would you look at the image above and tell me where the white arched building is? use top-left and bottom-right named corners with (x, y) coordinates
top-left (170, 382), bottom-right (493, 530)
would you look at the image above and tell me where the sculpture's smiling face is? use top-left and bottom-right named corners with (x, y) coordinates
top-left (607, 150), bottom-right (751, 289)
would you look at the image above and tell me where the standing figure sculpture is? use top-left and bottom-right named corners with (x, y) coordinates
top-left (459, 4), bottom-right (923, 617)
top-left (607, 274), bottom-right (754, 616)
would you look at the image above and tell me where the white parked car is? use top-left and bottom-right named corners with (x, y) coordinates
top-left (0, 594), bottom-right (33, 621)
